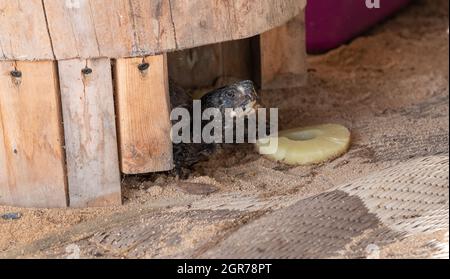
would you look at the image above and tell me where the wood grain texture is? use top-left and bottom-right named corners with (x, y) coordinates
top-left (259, 13), bottom-right (307, 90)
top-left (58, 58), bottom-right (122, 207)
top-left (0, 0), bottom-right (306, 61)
top-left (0, 0), bottom-right (54, 60)
top-left (168, 39), bottom-right (253, 90)
top-left (0, 61), bottom-right (67, 208)
top-left (114, 55), bottom-right (173, 174)
top-left (42, 0), bottom-right (176, 59)
top-left (232, 0), bottom-right (306, 38)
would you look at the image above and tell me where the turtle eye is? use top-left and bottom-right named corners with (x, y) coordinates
top-left (226, 91), bottom-right (234, 98)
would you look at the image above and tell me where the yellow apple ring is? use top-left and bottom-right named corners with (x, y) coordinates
top-left (255, 124), bottom-right (351, 165)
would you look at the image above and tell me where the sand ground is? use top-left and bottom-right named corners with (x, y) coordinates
top-left (0, 0), bottom-right (448, 258)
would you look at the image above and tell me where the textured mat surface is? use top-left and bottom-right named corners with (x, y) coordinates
top-left (201, 156), bottom-right (449, 259)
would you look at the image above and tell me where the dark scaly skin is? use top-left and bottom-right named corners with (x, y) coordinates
top-left (169, 80), bottom-right (259, 178)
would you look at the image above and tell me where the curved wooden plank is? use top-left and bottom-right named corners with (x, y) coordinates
top-left (0, 0), bottom-right (54, 60)
top-left (0, 0), bottom-right (306, 61)
top-left (42, 0), bottom-right (176, 59)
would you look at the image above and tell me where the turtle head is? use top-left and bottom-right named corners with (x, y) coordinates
top-left (201, 80), bottom-right (259, 117)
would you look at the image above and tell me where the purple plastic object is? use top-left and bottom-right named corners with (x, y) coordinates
top-left (306, 0), bottom-right (411, 53)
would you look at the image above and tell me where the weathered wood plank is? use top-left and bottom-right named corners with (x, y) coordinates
top-left (1, 0), bottom-right (306, 61)
top-left (0, 0), bottom-right (54, 60)
top-left (58, 58), bottom-right (122, 207)
top-left (0, 86), bottom-right (10, 204)
top-left (169, 0), bottom-right (234, 47)
top-left (169, 0), bottom-right (306, 48)
top-left (42, 0), bottom-right (176, 60)
top-left (221, 39), bottom-right (253, 82)
top-left (114, 55), bottom-right (173, 174)
top-left (41, 0), bottom-right (101, 59)
top-left (259, 13), bottom-right (307, 90)
top-left (168, 44), bottom-right (224, 89)
top-left (232, 0), bottom-right (306, 39)
top-left (0, 61), bottom-right (67, 208)
top-left (109, 0), bottom-right (175, 55)
top-left (168, 38), bottom-right (253, 90)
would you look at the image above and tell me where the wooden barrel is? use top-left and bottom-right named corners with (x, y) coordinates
top-left (0, 0), bottom-right (307, 208)
top-left (0, 0), bottom-right (305, 61)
